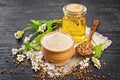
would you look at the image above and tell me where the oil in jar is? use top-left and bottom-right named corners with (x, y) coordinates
top-left (61, 3), bottom-right (87, 42)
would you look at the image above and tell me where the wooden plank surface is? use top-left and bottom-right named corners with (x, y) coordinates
top-left (0, 0), bottom-right (120, 80)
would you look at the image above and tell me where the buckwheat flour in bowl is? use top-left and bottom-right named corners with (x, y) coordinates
top-left (41, 32), bottom-right (75, 63)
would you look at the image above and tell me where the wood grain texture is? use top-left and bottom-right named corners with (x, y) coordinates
top-left (0, 0), bottom-right (120, 80)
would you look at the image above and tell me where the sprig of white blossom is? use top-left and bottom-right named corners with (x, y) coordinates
top-left (38, 23), bottom-right (47, 32)
top-left (31, 62), bottom-right (40, 72)
top-left (14, 27), bottom-right (31, 39)
top-left (91, 57), bottom-right (101, 69)
top-left (14, 31), bottom-right (24, 39)
top-left (79, 58), bottom-right (90, 69)
top-left (11, 45), bottom-right (25, 55)
top-left (24, 34), bottom-right (33, 43)
top-left (11, 48), bottom-right (19, 55)
top-left (17, 54), bottom-right (26, 62)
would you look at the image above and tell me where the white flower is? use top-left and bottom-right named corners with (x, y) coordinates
top-left (11, 46), bottom-right (24, 55)
top-left (38, 23), bottom-right (47, 32)
top-left (17, 54), bottom-right (26, 62)
top-left (85, 58), bottom-right (90, 61)
top-left (29, 34), bottom-right (33, 38)
top-left (24, 37), bottom-right (30, 43)
top-left (93, 51), bottom-right (96, 54)
top-left (24, 34), bottom-right (33, 43)
top-left (35, 56), bottom-right (42, 63)
top-left (19, 46), bottom-right (24, 51)
top-left (26, 50), bottom-right (33, 59)
top-left (31, 62), bottom-right (40, 72)
top-left (91, 57), bottom-right (101, 69)
top-left (21, 45), bottom-right (25, 50)
top-left (79, 58), bottom-right (90, 69)
top-left (26, 51), bottom-right (44, 71)
top-left (14, 31), bottom-right (24, 39)
top-left (38, 51), bottom-right (43, 59)
top-left (11, 48), bottom-right (19, 55)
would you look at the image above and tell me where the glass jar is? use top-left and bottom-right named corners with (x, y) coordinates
top-left (61, 3), bottom-right (87, 42)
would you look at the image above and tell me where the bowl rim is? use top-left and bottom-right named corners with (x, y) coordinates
top-left (40, 31), bottom-right (75, 52)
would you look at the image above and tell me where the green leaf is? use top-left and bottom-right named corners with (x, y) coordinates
top-left (28, 20), bottom-right (46, 31)
top-left (93, 43), bottom-right (104, 58)
top-left (31, 20), bottom-right (47, 25)
top-left (31, 28), bottom-right (53, 46)
top-left (31, 33), bottom-right (45, 46)
top-left (38, 20), bottom-right (48, 24)
top-left (23, 43), bottom-right (39, 51)
top-left (28, 24), bottom-right (38, 31)
top-left (28, 19), bottom-right (59, 31)
top-left (30, 20), bottom-right (40, 25)
top-left (30, 19), bottom-right (61, 44)
top-left (27, 19), bottom-right (62, 51)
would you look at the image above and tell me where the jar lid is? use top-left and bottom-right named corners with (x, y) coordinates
top-left (63, 3), bottom-right (87, 16)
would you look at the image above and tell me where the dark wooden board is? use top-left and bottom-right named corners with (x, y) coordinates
top-left (0, 0), bottom-right (120, 80)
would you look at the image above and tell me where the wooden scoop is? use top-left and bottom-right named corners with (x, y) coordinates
top-left (75, 20), bottom-right (99, 56)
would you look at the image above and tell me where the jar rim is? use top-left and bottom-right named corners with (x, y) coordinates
top-left (63, 3), bottom-right (87, 16)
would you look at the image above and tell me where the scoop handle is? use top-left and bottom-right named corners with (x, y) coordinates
top-left (88, 20), bottom-right (99, 42)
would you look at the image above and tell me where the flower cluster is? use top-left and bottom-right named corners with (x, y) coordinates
top-left (14, 31), bottom-right (24, 39)
top-left (79, 58), bottom-right (90, 69)
top-left (11, 48), bottom-right (19, 55)
top-left (11, 47), bottom-right (23, 55)
top-left (25, 51), bottom-right (43, 71)
top-left (91, 57), bottom-right (101, 69)
top-left (11, 45), bottom-right (26, 62)
top-left (38, 23), bottom-right (47, 32)
top-left (17, 54), bottom-right (26, 62)
top-left (24, 34), bottom-right (32, 43)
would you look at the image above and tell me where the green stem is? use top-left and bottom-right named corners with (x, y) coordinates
top-left (56, 19), bottom-right (62, 24)
top-left (52, 25), bottom-right (57, 29)
top-left (23, 27), bottom-right (32, 31)
top-left (32, 31), bottom-right (38, 36)
top-left (29, 31), bottom-right (38, 39)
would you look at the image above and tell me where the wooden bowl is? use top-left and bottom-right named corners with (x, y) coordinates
top-left (41, 32), bottom-right (75, 64)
